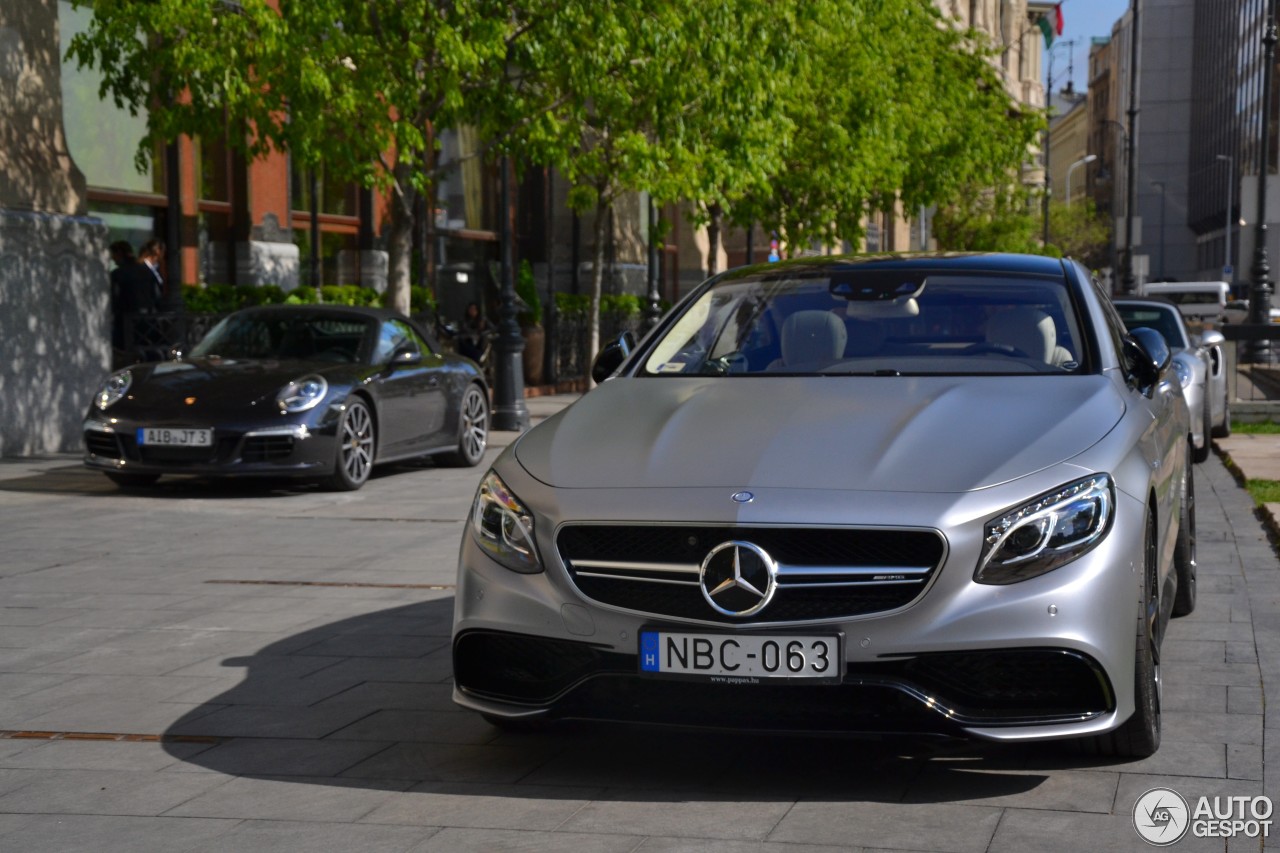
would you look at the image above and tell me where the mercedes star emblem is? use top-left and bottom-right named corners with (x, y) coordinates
top-left (699, 540), bottom-right (778, 617)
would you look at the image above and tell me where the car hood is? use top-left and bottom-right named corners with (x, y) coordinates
top-left (123, 358), bottom-right (351, 413)
top-left (515, 375), bottom-right (1126, 493)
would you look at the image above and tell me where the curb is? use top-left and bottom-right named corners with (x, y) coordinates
top-left (1214, 440), bottom-right (1280, 548)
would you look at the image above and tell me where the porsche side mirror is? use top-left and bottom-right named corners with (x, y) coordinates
top-left (1125, 327), bottom-right (1172, 391)
top-left (391, 345), bottom-right (423, 367)
top-left (591, 330), bottom-right (636, 384)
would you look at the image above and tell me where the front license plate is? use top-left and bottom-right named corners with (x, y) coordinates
top-left (639, 630), bottom-right (841, 682)
top-left (137, 427), bottom-right (212, 447)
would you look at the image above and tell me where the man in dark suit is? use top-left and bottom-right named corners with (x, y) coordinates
top-left (109, 241), bottom-right (158, 367)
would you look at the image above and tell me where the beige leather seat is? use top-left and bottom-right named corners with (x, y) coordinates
top-left (986, 307), bottom-right (1074, 367)
top-left (771, 310), bottom-right (847, 370)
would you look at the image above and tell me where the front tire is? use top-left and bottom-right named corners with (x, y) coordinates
top-left (323, 398), bottom-right (375, 491)
top-left (439, 384), bottom-right (489, 467)
top-left (1173, 466), bottom-right (1197, 617)
top-left (1082, 511), bottom-right (1161, 758)
top-left (1191, 401), bottom-right (1211, 464)
top-left (1212, 398), bottom-right (1231, 438)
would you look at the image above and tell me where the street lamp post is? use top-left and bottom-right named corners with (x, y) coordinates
top-left (1216, 154), bottom-right (1234, 288)
top-left (1245, 0), bottom-right (1278, 362)
top-left (1043, 39), bottom-right (1077, 246)
top-left (1151, 180), bottom-right (1166, 280)
top-left (1121, 0), bottom-right (1141, 295)
top-left (491, 156), bottom-right (531, 430)
top-left (1066, 154), bottom-right (1098, 208)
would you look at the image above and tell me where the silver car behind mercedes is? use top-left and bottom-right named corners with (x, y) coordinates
top-left (452, 253), bottom-right (1194, 758)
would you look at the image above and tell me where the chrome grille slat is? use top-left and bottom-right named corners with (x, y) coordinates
top-left (558, 524), bottom-right (946, 624)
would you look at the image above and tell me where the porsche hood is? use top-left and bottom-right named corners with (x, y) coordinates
top-left (515, 376), bottom-right (1126, 493)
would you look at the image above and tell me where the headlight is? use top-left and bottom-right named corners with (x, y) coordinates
top-left (975, 474), bottom-right (1113, 585)
top-left (95, 370), bottom-right (132, 410)
top-left (276, 375), bottom-right (328, 413)
top-left (1172, 359), bottom-right (1192, 388)
top-left (471, 470), bottom-right (542, 573)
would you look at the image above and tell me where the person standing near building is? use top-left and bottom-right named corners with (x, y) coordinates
top-left (108, 240), bottom-right (158, 367)
top-left (138, 239), bottom-right (165, 304)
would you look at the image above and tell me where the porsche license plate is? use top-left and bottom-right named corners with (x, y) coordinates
top-left (639, 630), bottom-right (840, 682)
top-left (137, 427), bottom-right (212, 447)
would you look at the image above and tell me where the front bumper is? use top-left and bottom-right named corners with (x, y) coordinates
top-left (83, 415), bottom-right (335, 478)
top-left (451, 473), bottom-right (1148, 743)
top-left (453, 629), bottom-right (1115, 734)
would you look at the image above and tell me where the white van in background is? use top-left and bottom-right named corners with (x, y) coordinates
top-left (1138, 281), bottom-right (1230, 321)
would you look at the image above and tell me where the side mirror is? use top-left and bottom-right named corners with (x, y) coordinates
top-left (1198, 329), bottom-right (1225, 348)
top-left (591, 330), bottom-right (637, 384)
top-left (391, 344), bottom-right (423, 367)
top-left (1125, 327), bottom-right (1172, 391)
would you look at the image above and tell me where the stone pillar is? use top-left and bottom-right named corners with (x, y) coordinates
top-left (0, 0), bottom-right (109, 456)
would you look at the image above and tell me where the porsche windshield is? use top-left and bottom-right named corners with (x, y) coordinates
top-left (190, 314), bottom-right (373, 362)
top-left (642, 272), bottom-right (1086, 376)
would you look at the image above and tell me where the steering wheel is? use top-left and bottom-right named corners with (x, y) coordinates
top-left (961, 342), bottom-right (1029, 359)
top-left (703, 352), bottom-right (751, 375)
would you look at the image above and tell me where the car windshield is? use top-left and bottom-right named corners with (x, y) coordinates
top-left (1114, 304), bottom-right (1189, 349)
top-left (190, 314), bottom-right (373, 362)
top-left (641, 271), bottom-right (1085, 376)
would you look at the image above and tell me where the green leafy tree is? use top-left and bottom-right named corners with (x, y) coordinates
top-left (933, 184), bottom-right (1045, 253)
top-left (732, 1), bottom-right (1043, 252)
top-left (1047, 198), bottom-right (1112, 269)
top-left (68, 0), bottom-right (534, 314)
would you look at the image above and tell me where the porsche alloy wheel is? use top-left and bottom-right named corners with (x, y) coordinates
top-left (325, 399), bottom-right (375, 490)
top-left (441, 384), bottom-right (488, 467)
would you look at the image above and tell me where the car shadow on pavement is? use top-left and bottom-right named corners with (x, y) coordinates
top-left (157, 600), bottom-right (1149, 804)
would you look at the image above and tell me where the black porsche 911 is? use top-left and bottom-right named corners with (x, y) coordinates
top-left (83, 305), bottom-right (490, 490)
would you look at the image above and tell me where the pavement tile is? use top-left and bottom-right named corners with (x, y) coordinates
top-left (163, 774), bottom-right (412, 822)
top-left (560, 795), bottom-right (794, 842)
top-left (902, 766), bottom-right (1118, 812)
top-left (988, 807), bottom-right (1222, 853)
top-left (770, 801), bottom-right (1002, 852)
top-left (164, 737), bottom-right (394, 777)
top-left (1162, 681), bottom-right (1227, 713)
top-left (359, 782), bottom-right (605, 830)
top-left (324, 709), bottom-right (499, 745)
top-left (407, 827), bottom-right (639, 853)
top-left (0, 814), bottom-right (239, 853)
top-left (164, 651), bottom-right (342, 680)
top-left (34, 647), bottom-right (231, 677)
top-left (313, 681), bottom-right (459, 712)
top-left (635, 840), bottom-right (858, 853)
top-left (188, 819), bottom-right (438, 853)
top-left (0, 608), bottom-right (78, 627)
top-left (0, 767), bottom-right (232, 816)
top-left (1229, 686), bottom-right (1265, 714)
top-left (167, 704), bottom-right (377, 740)
top-left (339, 741), bottom-right (562, 784)
top-left (0, 739), bottom-right (212, 772)
top-left (1115, 772), bottom-right (1263, 814)
top-left (14, 697), bottom-right (227, 734)
top-left (1163, 712), bottom-right (1263, 745)
top-left (0, 672), bottom-right (72, 699)
top-left (1160, 640), bottom-right (1226, 664)
top-left (1022, 740), bottom-right (1228, 779)
top-left (1228, 742), bottom-right (1264, 781)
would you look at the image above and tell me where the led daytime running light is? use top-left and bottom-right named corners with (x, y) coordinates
top-left (977, 474), bottom-right (1113, 585)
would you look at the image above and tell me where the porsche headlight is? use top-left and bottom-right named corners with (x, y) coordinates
top-left (1172, 359), bottom-right (1192, 388)
top-left (95, 369), bottom-right (132, 410)
top-left (276, 375), bottom-right (328, 413)
top-left (976, 474), bottom-right (1113, 585)
top-left (471, 470), bottom-right (541, 573)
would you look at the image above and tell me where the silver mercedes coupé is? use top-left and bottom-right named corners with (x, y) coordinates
top-left (451, 253), bottom-right (1194, 758)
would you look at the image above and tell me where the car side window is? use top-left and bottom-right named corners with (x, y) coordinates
top-left (373, 319), bottom-right (432, 364)
top-left (1095, 288), bottom-right (1135, 379)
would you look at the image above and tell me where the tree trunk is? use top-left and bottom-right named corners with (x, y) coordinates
top-left (588, 194), bottom-right (610, 381)
top-left (385, 163), bottom-right (415, 315)
top-left (706, 202), bottom-right (723, 276)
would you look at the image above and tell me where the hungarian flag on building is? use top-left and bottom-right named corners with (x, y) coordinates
top-left (1038, 4), bottom-right (1064, 48)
